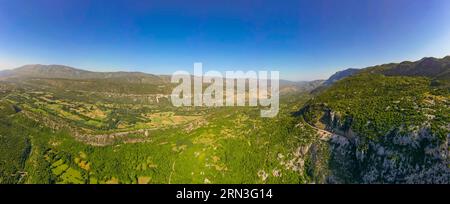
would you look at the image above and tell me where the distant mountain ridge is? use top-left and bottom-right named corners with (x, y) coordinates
top-left (0, 64), bottom-right (326, 94)
top-left (322, 56), bottom-right (450, 86)
top-left (0, 64), bottom-right (168, 84)
top-left (323, 68), bottom-right (360, 85)
top-left (279, 80), bottom-right (324, 94)
top-left (367, 56), bottom-right (450, 80)
top-left (3, 56), bottom-right (449, 88)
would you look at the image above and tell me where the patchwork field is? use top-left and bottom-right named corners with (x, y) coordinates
top-left (0, 79), bottom-right (325, 184)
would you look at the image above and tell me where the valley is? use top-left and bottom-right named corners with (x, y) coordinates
top-left (0, 56), bottom-right (449, 184)
top-left (0, 68), bottom-right (322, 184)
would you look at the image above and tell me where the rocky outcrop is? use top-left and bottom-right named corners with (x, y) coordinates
top-left (319, 110), bottom-right (450, 183)
top-left (300, 104), bottom-right (449, 183)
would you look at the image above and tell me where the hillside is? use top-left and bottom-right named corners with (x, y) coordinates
top-left (299, 56), bottom-right (450, 183)
top-left (0, 64), bottom-right (324, 184)
top-left (363, 56), bottom-right (450, 81)
top-left (318, 55), bottom-right (450, 89)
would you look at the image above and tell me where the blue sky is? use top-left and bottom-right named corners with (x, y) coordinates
top-left (1, 0), bottom-right (450, 80)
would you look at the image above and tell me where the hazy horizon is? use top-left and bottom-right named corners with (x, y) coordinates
top-left (1, 53), bottom-right (449, 82)
top-left (1, 0), bottom-right (450, 81)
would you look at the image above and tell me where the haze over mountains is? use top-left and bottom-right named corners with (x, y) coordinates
top-left (0, 64), bottom-right (327, 94)
top-left (2, 55), bottom-right (448, 85)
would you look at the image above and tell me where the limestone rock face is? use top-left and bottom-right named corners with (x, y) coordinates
top-left (325, 125), bottom-right (449, 184)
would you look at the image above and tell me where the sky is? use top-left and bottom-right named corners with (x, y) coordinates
top-left (1, 0), bottom-right (450, 81)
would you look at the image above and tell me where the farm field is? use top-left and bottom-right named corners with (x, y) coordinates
top-left (0, 77), bottom-right (326, 184)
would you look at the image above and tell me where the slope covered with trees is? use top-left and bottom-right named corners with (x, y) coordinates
top-left (300, 56), bottom-right (449, 183)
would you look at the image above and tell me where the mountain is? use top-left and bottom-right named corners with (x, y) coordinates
top-left (298, 56), bottom-right (450, 183)
top-left (323, 68), bottom-right (360, 85)
top-left (0, 64), bottom-right (175, 94)
top-left (321, 55), bottom-right (450, 86)
top-left (0, 64), bottom-right (167, 84)
top-left (363, 56), bottom-right (450, 80)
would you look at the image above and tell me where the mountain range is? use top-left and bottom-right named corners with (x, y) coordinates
top-left (4, 55), bottom-right (448, 88)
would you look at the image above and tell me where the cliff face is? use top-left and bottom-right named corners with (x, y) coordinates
top-left (322, 109), bottom-right (450, 183)
top-left (299, 66), bottom-right (449, 183)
